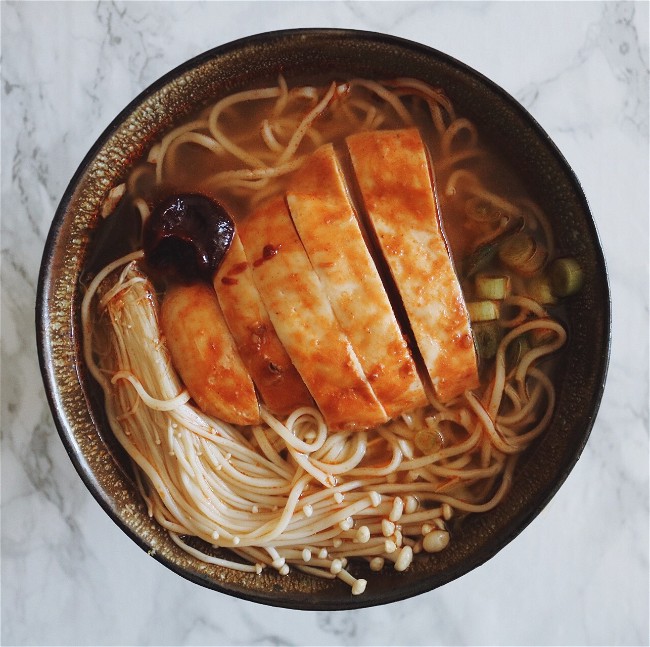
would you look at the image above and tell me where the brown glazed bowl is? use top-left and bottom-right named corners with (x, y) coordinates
top-left (36, 29), bottom-right (610, 610)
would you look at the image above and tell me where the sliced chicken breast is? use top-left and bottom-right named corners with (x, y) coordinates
top-left (161, 282), bottom-right (261, 425)
top-left (238, 196), bottom-right (388, 430)
top-left (347, 128), bottom-right (479, 402)
top-left (213, 232), bottom-right (313, 416)
top-left (286, 144), bottom-right (427, 417)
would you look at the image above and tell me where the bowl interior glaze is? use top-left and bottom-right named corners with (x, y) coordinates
top-left (36, 29), bottom-right (610, 610)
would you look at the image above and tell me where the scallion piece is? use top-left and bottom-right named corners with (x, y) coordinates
top-left (550, 257), bottom-right (583, 297)
top-left (463, 242), bottom-right (498, 278)
top-left (526, 276), bottom-right (556, 305)
top-left (472, 321), bottom-right (501, 359)
top-left (467, 300), bottom-right (500, 322)
top-left (462, 215), bottom-right (525, 278)
top-left (498, 233), bottom-right (547, 276)
top-left (520, 245), bottom-right (548, 276)
top-left (415, 429), bottom-right (443, 455)
top-left (465, 197), bottom-right (502, 223)
top-left (475, 274), bottom-right (511, 300)
top-left (498, 232), bottom-right (534, 269)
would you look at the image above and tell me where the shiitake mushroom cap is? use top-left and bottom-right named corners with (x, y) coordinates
top-left (143, 193), bottom-right (235, 283)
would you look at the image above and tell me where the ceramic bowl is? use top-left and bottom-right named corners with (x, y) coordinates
top-left (36, 29), bottom-right (610, 610)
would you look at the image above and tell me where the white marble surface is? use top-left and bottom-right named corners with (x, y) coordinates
top-left (1, 2), bottom-right (648, 645)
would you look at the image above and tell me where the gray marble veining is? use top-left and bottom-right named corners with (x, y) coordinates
top-left (1, 2), bottom-right (648, 645)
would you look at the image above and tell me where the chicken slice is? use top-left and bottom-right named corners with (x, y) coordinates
top-left (286, 144), bottom-right (427, 418)
top-left (161, 282), bottom-right (261, 425)
top-left (238, 196), bottom-right (388, 430)
top-left (347, 128), bottom-right (479, 402)
top-left (213, 232), bottom-right (313, 416)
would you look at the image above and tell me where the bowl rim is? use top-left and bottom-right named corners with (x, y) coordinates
top-left (36, 27), bottom-right (611, 610)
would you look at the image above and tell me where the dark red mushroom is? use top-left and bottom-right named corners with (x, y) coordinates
top-left (143, 193), bottom-right (235, 283)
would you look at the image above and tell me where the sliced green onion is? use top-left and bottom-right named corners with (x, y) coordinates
top-left (463, 242), bottom-right (498, 278)
top-left (467, 300), bottom-right (500, 322)
top-left (472, 320), bottom-right (501, 359)
top-left (498, 232), bottom-right (534, 268)
top-left (519, 245), bottom-right (548, 276)
top-left (475, 274), bottom-right (511, 300)
top-left (550, 257), bottom-right (583, 297)
top-left (415, 429), bottom-right (443, 455)
top-left (526, 276), bottom-right (556, 305)
top-left (462, 215), bottom-right (525, 278)
top-left (499, 233), bottom-right (547, 276)
top-left (465, 197), bottom-right (502, 223)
